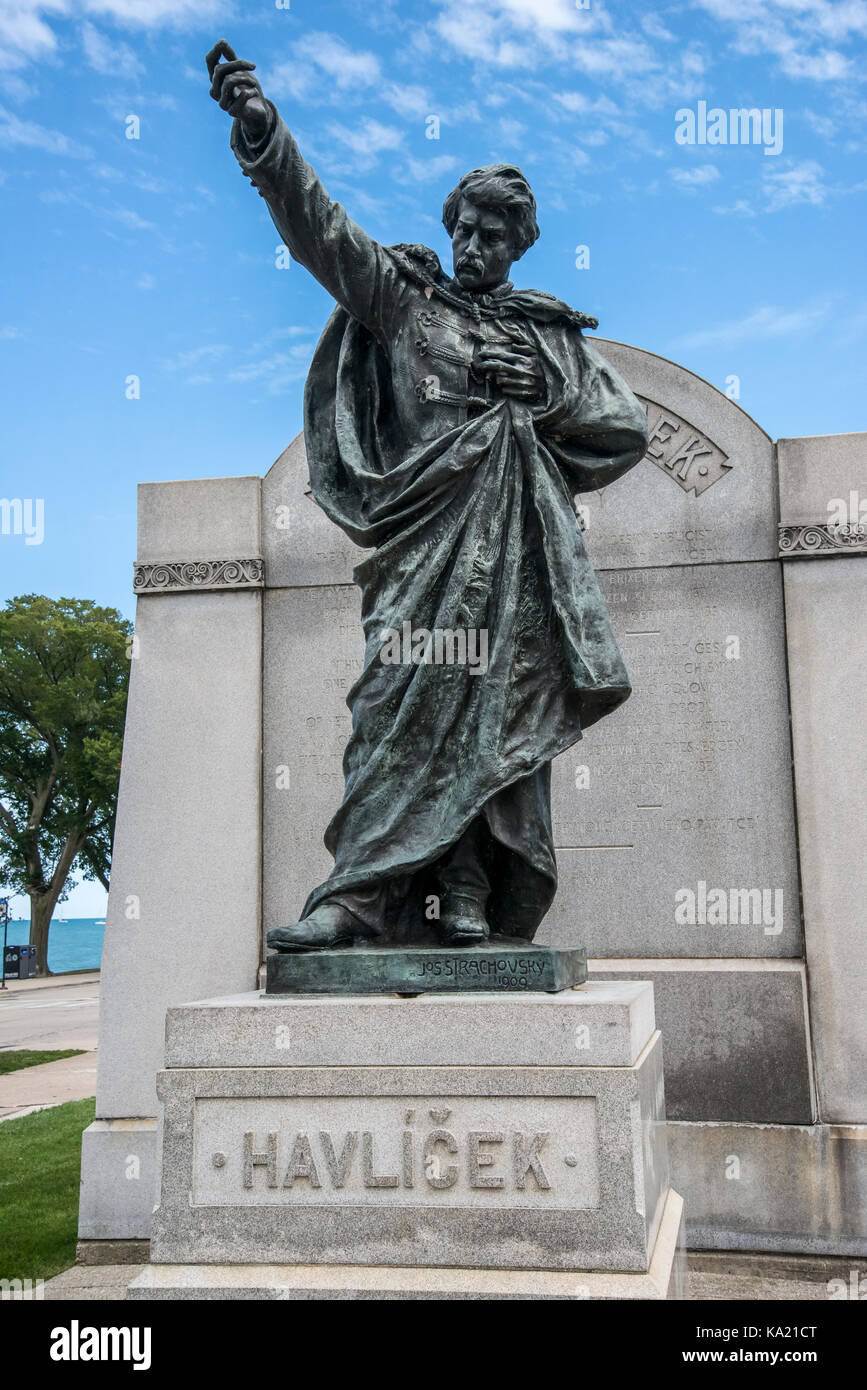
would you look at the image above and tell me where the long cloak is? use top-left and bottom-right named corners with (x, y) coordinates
top-left (301, 278), bottom-right (648, 939)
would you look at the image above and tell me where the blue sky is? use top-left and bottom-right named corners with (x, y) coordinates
top-left (1, 0), bottom-right (865, 914)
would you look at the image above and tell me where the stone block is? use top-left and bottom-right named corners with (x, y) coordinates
top-left (78, 1120), bottom-right (158, 1241)
top-left (544, 561), bottom-right (800, 957)
top-left (777, 432), bottom-right (867, 527)
top-left (127, 1190), bottom-right (684, 1300)
top-left (783, 556), bottom-right (867, 1122)
top-left (138, 476), bottom-right (261, 563)
top-left (164, 982), bottom-right (656, 1070)
top-left (262, 562), bottom-right (801, 960)
top-left (263, 434), bottom-right (369, 589)
top-left (93, 589), bottom-right (263, 1122)
top-left (669, 1121), bottom-right (867, 1257)
top-left (146, 990), bottom-right (674, 1276)
top-left (589, 960), bottom-right (814, 1123)
top-left (263, 584), bottom-right (364, 934)
top-left (579, 339), bottom-right (776, 569)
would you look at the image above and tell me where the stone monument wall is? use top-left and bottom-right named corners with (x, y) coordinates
top-left (79, 342), bottom-right (867, 1257)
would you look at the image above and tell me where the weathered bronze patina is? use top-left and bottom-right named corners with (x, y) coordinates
top-left (208, 41), bottom-right (648, 968)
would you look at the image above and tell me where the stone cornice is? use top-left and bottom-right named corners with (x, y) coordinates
top-left (133, 558), bottom-right (265, 593)
top-left (778, 524), bottom-right (867, 558)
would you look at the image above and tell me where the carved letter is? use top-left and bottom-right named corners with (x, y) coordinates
top-left (361, 1132), bottom-right (399, 1188)
top-left (243, 1131), bottom-right (278, 1188)
top-left (402, 1131), bottom-right (415, 1188)
top-left (645, 413), bottom-right (679, 461)
top-left (513, 1132), bottom-right (551, 1190)
top-left (667, 434), bottom-right (712, 483)
top-left (319, 1131), bottom-right (357, 1188)
top-left (282, 1133), bottom-right (321, 1188)
top-left (468, 1132), bottom-right (504, 1189)
top-left (423, 1129), bottom-right (459, 1189)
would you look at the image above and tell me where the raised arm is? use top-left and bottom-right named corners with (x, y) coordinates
top-left (206, 40), bottom-right (398, 340)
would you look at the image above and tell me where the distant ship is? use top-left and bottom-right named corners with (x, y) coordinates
top-left (95, 919), bottom-right (106, 925)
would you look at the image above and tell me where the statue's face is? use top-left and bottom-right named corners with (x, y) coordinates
top-left (451, 197), bottom-right (517, 291)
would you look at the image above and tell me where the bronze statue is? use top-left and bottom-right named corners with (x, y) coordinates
top-left (207, 41), bottom-right (649, 955)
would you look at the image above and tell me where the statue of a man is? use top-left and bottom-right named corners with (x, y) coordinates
top-left (207, 41), bottom-right (649, 954)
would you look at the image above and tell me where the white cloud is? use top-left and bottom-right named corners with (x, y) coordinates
top-left (82, 0), bottom-right (228, 25)
top-left (383, 83), bottom-right (431, 120)
top-left (269, 32), bottom-right (379, 107)
top-left (554, 92), bottom-right (620, 115)
top-left (763, 158), bottom-right (829, 210)
top-left (712, 197), bottom-right (756, 216)
top-left (428, 0), bottom-right (707, 118)
top-left (109, 206), bottom-right (155, 230)
top-left (803, 108), bottom-right (837, 139)
top-left (498, 117), bottom-right (525, 143)
top-left (434, 0), bottom-right (607, 63)
top-left (714, 160), bottom-right (837, 216)
top-left (431, 0), bottom-right (609, 66)
top-left (642, 13), bottom-right (676, 42)
top-left (266, 37), bottom-right (429, 127)
top-left (675, 301), bottom-right (832, 350)
top-left (0, 1), bottom-right (64, 67)
top-left (163, 343), bottom-right (229, 373)
top-left (2, 1), bottom-right (230, 69)
top-left (403, 153), bottom-right (460, 182)
top-left (268, 33), bottom-right (394, 111)
top-left (293, 32), bottom-right (381, 88)
top-left (226, 345), bottom-right (314, 395)
top-left (0, 105), bottom-right (92, 157)
top-left (81, 20), bottom-right (141, 78)
top-left (1, 73), bottom-right (37, 102)
top-left (689, 0), bottom-right (864, 81)
top-left (324, 118), bottom-right (404, 165)
top-left (671, 163), bottom-right (720, 186)
top-left (0, 325), bottom-right (22, 339)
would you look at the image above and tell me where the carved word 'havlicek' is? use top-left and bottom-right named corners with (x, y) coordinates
top-left (237, 1127), bottom-right (552, 1193)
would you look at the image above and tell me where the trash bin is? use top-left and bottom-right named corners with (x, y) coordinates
top-left (23, 945), bottom-right (37, 978)
top-left (3, 945), bottom-right (22, 980)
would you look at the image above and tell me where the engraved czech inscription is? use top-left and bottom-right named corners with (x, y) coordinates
top-left (638, 398), bottom-right (732, 497)
top-left (194, 1096), bottom-right (600, 1209)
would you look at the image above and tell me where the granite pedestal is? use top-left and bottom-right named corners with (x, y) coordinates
top-left (127, 980), bottom-right (684, 1299)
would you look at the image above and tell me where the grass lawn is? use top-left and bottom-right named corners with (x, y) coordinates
top-left (0, 1097), bottom-right (94, 1282)
top-left (0, 1048), bottom-right (86, 1076)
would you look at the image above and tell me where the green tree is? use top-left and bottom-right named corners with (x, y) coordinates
top-left (0, 596), bottom-right (131, 975)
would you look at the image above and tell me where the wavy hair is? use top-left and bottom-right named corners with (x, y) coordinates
top-left (442, 164), bottom-right (540, 259)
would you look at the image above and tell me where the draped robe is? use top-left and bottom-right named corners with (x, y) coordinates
top-left (232, 110), bottom-right (649, 941)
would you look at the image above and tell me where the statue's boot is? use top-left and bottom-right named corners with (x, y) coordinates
top-left (438, 891), bottom-right (490, 946)
top-left (436, 818), bottom-right (491, 947)
top-left (267, 902), bottom-right (357, 953)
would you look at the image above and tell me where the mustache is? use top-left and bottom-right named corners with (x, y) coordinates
top-left (457, 254), bottom-right (484, 271)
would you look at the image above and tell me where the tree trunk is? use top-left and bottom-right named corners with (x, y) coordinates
top-left (26, 825), bottom-right (90, 976)
top-left (29, 895), bottom-right (55, 976)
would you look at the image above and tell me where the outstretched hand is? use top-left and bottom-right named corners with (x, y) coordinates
top-left (206, 40), bottom-right (270, 141)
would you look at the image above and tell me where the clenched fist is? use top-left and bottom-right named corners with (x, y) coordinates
top-left (206, 39), bottom-right (270, 142)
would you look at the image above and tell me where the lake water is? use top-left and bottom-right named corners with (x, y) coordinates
top-left (4, 917), bottom-right (105, 973)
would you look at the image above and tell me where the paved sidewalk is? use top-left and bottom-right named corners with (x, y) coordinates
top-left (0, 973), bottom-right (100, 1053)
top-left (45, 1264), bottom-right (136, 1302)
top-left (0, 973), bottom-right (101, 1120)
top-left (0, 1049), bottom-right (98, 1121)
top-left (40, 1262), bottom-right (841, 1301)
top-left (1, 970), bottom-right (100, 995)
